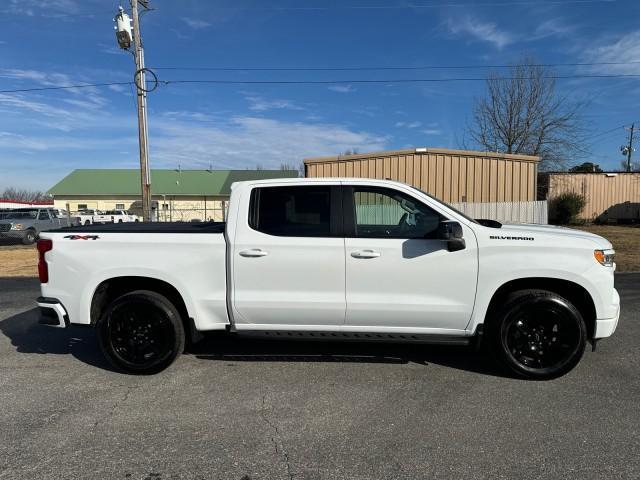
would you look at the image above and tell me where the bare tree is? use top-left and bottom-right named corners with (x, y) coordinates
top-left (279, 162), bottom-right (305, 177)
top-left (619, 159), bottom-right (640, 172)
top-left (469, 58), bottom-right (587, 170)
top-left (341, 148), bottom-right (360, 156)
top-left (1, 188), bottom-right (49, 202)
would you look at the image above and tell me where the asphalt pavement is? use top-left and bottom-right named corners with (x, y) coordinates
top-left (0, 275), bottom-right (638, 480)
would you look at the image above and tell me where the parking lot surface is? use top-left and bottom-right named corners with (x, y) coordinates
top-left (0, 275), bottom-right (638, 480)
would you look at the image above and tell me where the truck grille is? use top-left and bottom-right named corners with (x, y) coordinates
top-left (0, 224), bottom-right (10, 232)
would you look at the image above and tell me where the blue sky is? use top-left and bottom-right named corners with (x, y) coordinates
top-left (1, 0), bottom-right (639, 190)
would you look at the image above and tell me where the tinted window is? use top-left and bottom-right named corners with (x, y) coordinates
top-left (352, 187), bottom-right (442, 239)
top-left (38, 210), bottom-right (50, 220)
top-left (250, 186), bottom-right (332, 237)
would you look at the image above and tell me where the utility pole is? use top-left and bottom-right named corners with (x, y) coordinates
top-left (625, 124), bottom-right (635, 173)
top-left (131, 0), bottom-right (152, 221)
top-left (114, 2), bottom-right (152, 221)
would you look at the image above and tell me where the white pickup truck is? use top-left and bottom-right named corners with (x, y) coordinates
top-left (75, 209), bottom-right (139, 225)
top-left (36, 178), bottom-right (620, 379)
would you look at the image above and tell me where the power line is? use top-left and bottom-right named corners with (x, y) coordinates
top-left (200, 0), bottom-right (616, 10)
top-left (1, 73), bottom-right (639, 95)
top-left (589, 124), bottom-right (630, 141)
top-left (0, 82), bottom-right (132, 94)
top-left (151, 60), bottom-right (640, 72)
top-left (160, 74), bottom-right (640, 86)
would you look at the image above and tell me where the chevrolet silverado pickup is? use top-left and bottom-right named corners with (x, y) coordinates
top-left (36, 178), bottom-right (620, 378)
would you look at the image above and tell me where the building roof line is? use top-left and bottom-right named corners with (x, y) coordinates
top-left (304, 147), bottom-right (540, 164)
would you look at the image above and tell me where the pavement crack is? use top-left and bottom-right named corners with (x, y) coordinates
top-left (260, 394), bottom-right (295, 480)
top-left (92, 383), bottom-right (140, 429)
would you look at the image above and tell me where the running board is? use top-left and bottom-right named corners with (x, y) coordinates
top-left (235, 330), bottom-right (472, 346)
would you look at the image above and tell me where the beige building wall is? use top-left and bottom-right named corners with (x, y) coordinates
top-left (305, 148), bottom-right (539, 203)
top-left (546, 173), bottom-right (640, 221)
top-left (53, 195), bottom-right (229, 222)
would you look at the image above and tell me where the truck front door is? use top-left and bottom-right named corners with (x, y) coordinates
top-left (231, 184), bottom-right (345, 328)
top-left (343, 185), bottom-right (478, 332)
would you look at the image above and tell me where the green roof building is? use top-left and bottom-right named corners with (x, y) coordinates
top-left (48, 168), bottom-right (298, 221)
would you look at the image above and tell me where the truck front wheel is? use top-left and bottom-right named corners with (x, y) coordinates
top-left (487, 289), bottom-right (587, 380)
top-left (22, 229), bottom-right (37, 245)
top-left (97, 290), bottom-right (185, 374)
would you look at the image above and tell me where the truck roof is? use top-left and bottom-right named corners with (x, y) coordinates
top-left (232, 177), bottom-right (408, 188)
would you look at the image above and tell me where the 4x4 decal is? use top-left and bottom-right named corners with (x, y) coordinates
top-left (64, 235), bottom-right (99, 240)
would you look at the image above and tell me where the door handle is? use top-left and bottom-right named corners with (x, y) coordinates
top-left (351, 249), bottom-right (381, 259)
top-left (239, 249), bottom-right (269, 258)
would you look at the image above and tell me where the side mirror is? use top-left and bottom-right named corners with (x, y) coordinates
top-left (437, 220), bottom-right (466, 252)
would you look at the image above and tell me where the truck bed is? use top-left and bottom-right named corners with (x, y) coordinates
top-left (50, 221), bottom-right (226, 234)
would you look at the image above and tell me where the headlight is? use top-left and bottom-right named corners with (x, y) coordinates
top-left (10, 224), bottom-right (25, 230)
top-left (594, 249), bottom-right (615, 267)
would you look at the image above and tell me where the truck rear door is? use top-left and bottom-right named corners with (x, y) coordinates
top-left (231, 183), bottom-right (345, 328)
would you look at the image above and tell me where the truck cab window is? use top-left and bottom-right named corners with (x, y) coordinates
top-left (352, 187), bottom-right (442, 239)
top-left (250, 186), bottom-right (333, 237)
top-left (38, 210), bottom-right (50, 221)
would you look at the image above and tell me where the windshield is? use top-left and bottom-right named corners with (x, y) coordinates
top-left (3, 210), bottom-right (37, 220)
top-left (410, 186), bottom-right (479, 225)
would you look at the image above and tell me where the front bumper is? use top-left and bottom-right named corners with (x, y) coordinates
top-left (594, 288), bottom-right (620, 339)
top-left (37, 297), bottom-right (68, 328)
top-left (0, 231), bottom-right (27, 240)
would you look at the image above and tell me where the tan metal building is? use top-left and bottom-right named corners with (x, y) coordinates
top-left (304, 148), bottom-right (540, 203)
top-left (539, 172), bottom-right (640, 222)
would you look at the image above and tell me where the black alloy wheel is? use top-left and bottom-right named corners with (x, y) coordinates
top-left (97, 290), bottom-right (185, 374)
top-left (489, 290), bottom-right (587, 380)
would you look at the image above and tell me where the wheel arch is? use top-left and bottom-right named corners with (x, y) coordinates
top-left (483, 277), bottom-right (597, 339)
top-left (90, 276), bottom-right (190, 332)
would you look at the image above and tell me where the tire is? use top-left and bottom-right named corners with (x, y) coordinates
top-left (84, 220), bottom-right (91, 226)
top-left (22, 229), bottom-right (37, 245)
top-left (118, 219), bottom-right (123, 223)
top-left (486, 289), bottom-right (587, 380)
top-left (97, 290), bottom-right (185, 374)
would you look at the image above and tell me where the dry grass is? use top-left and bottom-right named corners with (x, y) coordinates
top-left (0, 225), bottom-right (637, 278)
top-left (570, 225), bottom-right (640, 272)
top-left (0, 245), bottom-right (37, 277)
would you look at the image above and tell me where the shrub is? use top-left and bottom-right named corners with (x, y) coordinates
top-left (549, 192), bottom-right (586, 225)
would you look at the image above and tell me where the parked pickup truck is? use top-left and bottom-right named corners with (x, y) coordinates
top-left (74, 209), bottom-right (102, 226)
top-left (36, 178), bottom-right (620, 378)
top-left (94, 210), bottom-right (140, 224)
top-left (0, 207), bottom-right (74, 244)
top-left (75, 209), bottom-right (139, 225)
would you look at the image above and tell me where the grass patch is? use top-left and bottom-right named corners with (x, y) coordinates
top-left (0, 245), bottom-right (37, 277)
top-left (570, 225), bottom-right (640, 272)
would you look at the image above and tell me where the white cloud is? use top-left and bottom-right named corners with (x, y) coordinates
top-left (532, 18), bottom-right (577, 40)
top-left (422, 129), bottom-right (442, 135)
top-left (581, 30), bottom-right (640, 75)
top-left (446, 15), bottom-right (514, 49)
top-left (107, 84), bottom-right (127, 93)
top-left (245, 95), bottom-right (304, 112)
top-left (328, 85), bottom-right (356, 93)
top-left (181, 17), bottom-right (212, 29)
top-left (395, 121), bottom-right (422, 129)
top-left (149, 115), bottom-right (388, 169)
top-left (2, 0), bottom-right (81, 17)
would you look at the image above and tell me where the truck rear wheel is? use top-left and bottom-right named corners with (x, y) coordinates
top-left (487, 289), bottom-right (587, 380)
top-left (97, 290), bottom-right (185, 374)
